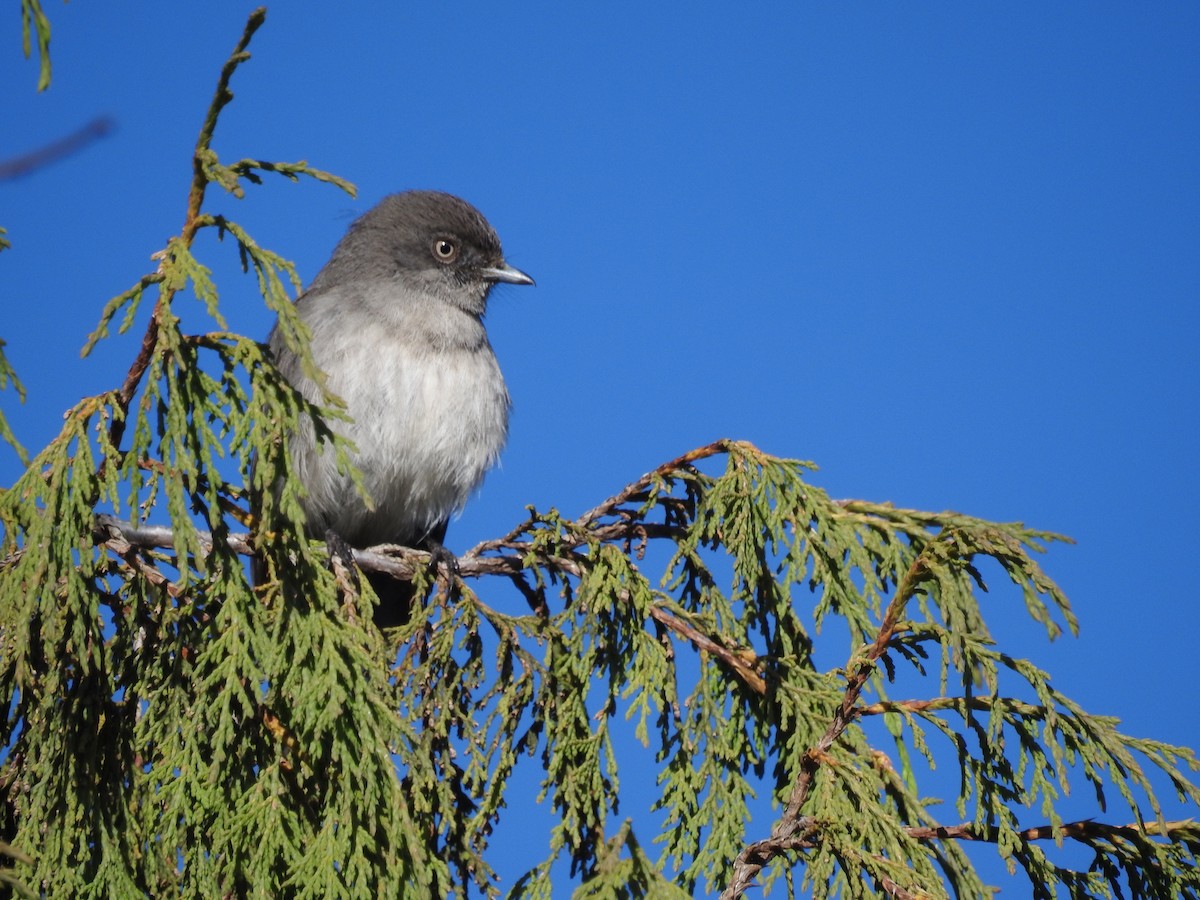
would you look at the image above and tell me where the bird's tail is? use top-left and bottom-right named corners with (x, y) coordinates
top-left (366, 570), bottom-right (419, 628)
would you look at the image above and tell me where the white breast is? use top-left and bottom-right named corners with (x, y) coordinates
top-left (297, 302), bottom-right (510, 547)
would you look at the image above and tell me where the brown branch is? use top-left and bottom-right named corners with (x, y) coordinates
top-left (92, 514), bottom-right (252, 559)
top-left (878, 874), bottom-right (922, 900)
top-left (87, 513), bottom-right (776, 694)
top-left (0, 116), bottom-right (115, 181)
top-left (575, 438), bottom-right (736, 527)
top-left (81, 451), bottom-right (689, 582)
top-left (462, 519), bottom-right (682, 564)
top-left (506, 570), bottom-right (550, 618)
top-left (458, 437), bottom-right (715, 561)
top-left (186, 9), bottom-right (266, 227)
top-left (85, 514), bottom-right (566, 583)
top-left (905, 818), bottom-right (1195, 845)
top-left (859, 696), bottom-right (1046, 719)
top-left (118, 551), bottom-right (182, 600)
top-left (460, 438), bottom-right (736, 563)
top-left (721, 551), bottom-right (933, 899)
top-left (649, 605), bottom-right (766, 695)
top-left (717, 786), bottom-right (1193, 895)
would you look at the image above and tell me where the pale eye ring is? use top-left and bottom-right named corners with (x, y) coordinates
top-left (432, 237), bottom-right (459, 263)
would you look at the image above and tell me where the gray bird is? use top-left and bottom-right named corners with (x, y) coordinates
top-left (267, 190), bottom-right (534, 624)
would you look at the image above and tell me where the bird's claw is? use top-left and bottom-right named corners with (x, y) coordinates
top-left (423, 539), bottom-right (460, 578)
top-left (324, 529), bottom-right (357, 567)
top-left (324, 528), bottom-right (362, 594)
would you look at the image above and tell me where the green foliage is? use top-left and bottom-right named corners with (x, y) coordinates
top-left (0, 340), bottom-right (26, 465)
top-left (19, 0), bottom-right (52, 91)
top-left (2, 8), bottom-right (1199, 900)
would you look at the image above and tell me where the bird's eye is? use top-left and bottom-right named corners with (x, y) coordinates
top-left (432, 237), bottom-right (459, 263)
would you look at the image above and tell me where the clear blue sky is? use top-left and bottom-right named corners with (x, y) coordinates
top-left (3, 3), bottom-right (1198, 893)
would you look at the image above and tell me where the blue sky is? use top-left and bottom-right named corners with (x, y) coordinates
top-left (3, 2), bottom-right (1198, 893)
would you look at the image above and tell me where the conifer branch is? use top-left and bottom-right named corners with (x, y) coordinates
top-left (89, 497), bottom-right (779, 696)
top-left (87, 513), bottom-right (769, 692)
top-left (2, 17), bottom-right (1192, 889)
top-left (106, 10), bottom-right (267, 455)
top-left (648, 606), bottom-right (766, 695)
top-left (575, 438), bottom-right (738, 526)
top-left (0, 340), bottom-right (27, 465)
top-left (188, 9), bottom-right (266, 226)
top-left (721, 551), bottom-right (933, 898)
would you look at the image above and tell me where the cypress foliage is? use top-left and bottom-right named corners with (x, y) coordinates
top-left (2, 9), bottom-right (1198, 898)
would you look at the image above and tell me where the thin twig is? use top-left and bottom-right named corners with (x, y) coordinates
top-left (905, 818), bottom-right (1196, 844)
top-left (575, 439), bottom-right (734, 527)
top-left (0, 116), bottom-right (115, 181)
top-left (858, 696), bottom-right (1046, 719)
top-left (106, 8), bottom-right (266, 454)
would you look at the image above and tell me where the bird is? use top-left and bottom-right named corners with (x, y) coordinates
top-left (266, 190), bottom-right (534, 625)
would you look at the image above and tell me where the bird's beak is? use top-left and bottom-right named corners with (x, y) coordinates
top-left (480, 262), bottom-right (535, 286)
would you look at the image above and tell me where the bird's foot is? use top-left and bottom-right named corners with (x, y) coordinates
top-left (324, 529), bottom-right (361, 589)
top-left (422, 538), bottom-right (460, 581)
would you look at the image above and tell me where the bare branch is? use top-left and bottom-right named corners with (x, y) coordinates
top-left (0, 116), bottom-right (115, 181)
top-left (649, 605), bottom-right (766, 695)
top-left (906, 818), bottom-right (1198, 845)
top-left (858, 696), bottom-right (1046, 719)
